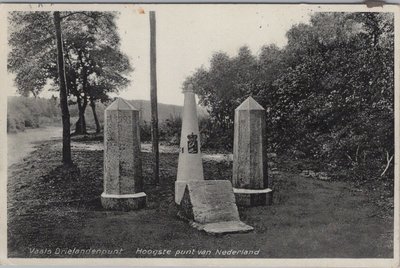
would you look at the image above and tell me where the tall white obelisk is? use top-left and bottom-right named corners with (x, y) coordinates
top-left (175, 84), bottom-right (204, 204)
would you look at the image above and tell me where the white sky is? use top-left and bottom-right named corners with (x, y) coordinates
top-left (6, 5), bottom-right (313, 105)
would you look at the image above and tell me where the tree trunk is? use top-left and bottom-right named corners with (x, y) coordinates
top-left (75, 96), bottom-right (83, 134)
top-left (90, 99), bottom-right (101, 133)
top-left (75, 96), bottom-right (88, 135)
top-left (150, 11), bottom-right (160, 184)
top-left (82, 97), bottom-right (88, 132)
top-left (53, 11), bottom-right (72, 166)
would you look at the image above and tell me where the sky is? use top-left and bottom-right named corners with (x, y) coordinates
top-left (6, 5), bottom-right (313, 105)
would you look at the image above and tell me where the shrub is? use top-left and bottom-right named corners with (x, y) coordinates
top-left (7, 96), bottom-right (60, 133)
top-left (159, 115), bottom-right (182, 145)
top-left (140, 121), bottom-right (152, 142)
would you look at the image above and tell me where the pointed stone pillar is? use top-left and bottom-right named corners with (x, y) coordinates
top-left (101, 98), bottom-right (146, 210)
top-left (175, 88), bottom-right (254, 234)
top-left (175, 85), bottom-right (204, 204)
top-left (232, 96), bottom-right (273, 206)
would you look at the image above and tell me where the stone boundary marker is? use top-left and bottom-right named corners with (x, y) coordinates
top-left (101, 98), bottom-right (146, 211)
top-left (175, 84), bottom-right (204, 204)
top-left (233, 96), bottom-right (273, 206)
top-left (176, 85), bottom-right (253, 234)
top-left (178, 180), bottom-right (254, 234)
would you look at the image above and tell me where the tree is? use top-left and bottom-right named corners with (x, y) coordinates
top-left (186, 12), bottom-right (394, 183)
top-left (53, 11), bottom-right (72, 165)
top-left (8, 11), bottom-right (72, 165)
top-left (8, 11), bottom-right (132, 135)
top-left (8, 12), bottom-right (56, 97)
top-left (184, 46), bottom-right (259, 149)
top-left (61, 12), bottom-right (132, 134)
top-left (273, 13), bottom-right (394, 171)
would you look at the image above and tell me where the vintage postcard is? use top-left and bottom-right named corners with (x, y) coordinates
top-left (0, 3), bottom-right (398, 267)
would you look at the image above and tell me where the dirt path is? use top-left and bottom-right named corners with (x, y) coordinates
top-left (7, 138), bottom-right (393, 258)
top-left (7, 126), bottom-right (62, 167)
top-left (51, 142), bottom-right (232, 162)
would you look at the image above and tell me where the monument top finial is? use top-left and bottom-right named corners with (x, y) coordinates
top-left (236, 96), bottom-right (265, 111)
top-left (182, 83), bottom-right (194, 93)
top-left (106, 97), bottom-right (139, 111)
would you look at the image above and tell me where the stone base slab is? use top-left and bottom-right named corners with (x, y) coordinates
top-left (101, 192), bottom-right (146, 211)
top-left (190, 220), bottom-right (253, 235)
top-left (233, 188), bottom-right (273, 207)
top-left (177, 180), bottom-right (254, 234)
top-left (177, 210), bottom-right (254, 235)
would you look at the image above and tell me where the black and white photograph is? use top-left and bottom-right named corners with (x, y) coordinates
top-left (0, 3), bottom-right (398, 266)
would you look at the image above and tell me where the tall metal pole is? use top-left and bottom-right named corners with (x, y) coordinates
top-left (149, 11), bottom-right (160, 184)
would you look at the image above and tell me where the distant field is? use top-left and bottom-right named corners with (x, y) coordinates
top-left (128, 100), bottom-right (208, 122)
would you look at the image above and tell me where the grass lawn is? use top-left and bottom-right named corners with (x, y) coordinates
top-left (7, 136), bottom-right (393, 258)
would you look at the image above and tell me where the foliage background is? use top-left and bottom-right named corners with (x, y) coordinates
top-left (183, 12), bottom-right (394, 185)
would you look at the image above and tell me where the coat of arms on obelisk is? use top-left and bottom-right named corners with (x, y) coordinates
top-left (187, 132), bottom-right (198, 154)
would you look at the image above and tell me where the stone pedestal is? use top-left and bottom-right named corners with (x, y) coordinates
top-left (101, 98), bottom-right (146, 211)
top-left (178, 180), bottom-right (254, 234)
top-left (175, 85), bottom-right (204, 204)
top-left (232, 97), bottom-right (273, 207)
top-left (101, 193), bottom-right (147, 211)
top-left (233, 188), bottom-right (273, 207)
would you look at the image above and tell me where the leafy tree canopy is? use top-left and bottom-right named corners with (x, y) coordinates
top-left (8, 11), bottom-right (133, 101)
